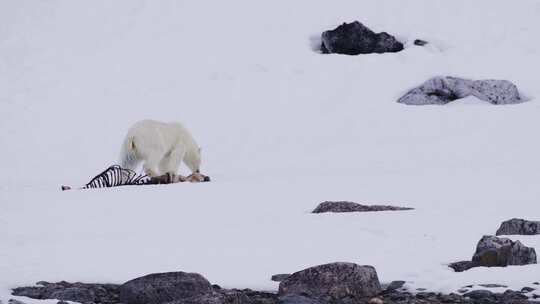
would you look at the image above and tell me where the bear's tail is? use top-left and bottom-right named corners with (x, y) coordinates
top-left (119, 136), bottom-right (139, 171)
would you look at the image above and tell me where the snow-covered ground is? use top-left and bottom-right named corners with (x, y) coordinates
top-left (1, 0), bottom-right (540, 302)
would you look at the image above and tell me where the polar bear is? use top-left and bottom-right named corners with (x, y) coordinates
top-left (119, 120), bottom-right (202, 178)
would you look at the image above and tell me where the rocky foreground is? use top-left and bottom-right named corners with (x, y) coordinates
top-left (9, 262), bottom-right (540, 304)
top-left (8, 218), bottom-right (540, 304)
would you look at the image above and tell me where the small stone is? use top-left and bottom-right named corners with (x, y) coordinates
top-left (385, 281), bottom-right (405, 292)
top-left (416, 288), bottom-right (426, 291)
top-left (534, 282), bottom-right (540, 285)
top-left (8, 300), bottom-right (27, 304)
top-left (415, 292), bottom-right (433, 299)
top-left (439, 293), bottom-right (463, 303)
top-left (388, 292), bottom-right (413, 301)
top-left (521, 287), bottom-right (535, 293)
top-left (449, 261), bottom-right (476, 272)
top-left (413, 39), bottom-right (428, 46)
top-left (457, 289), bottom-right (469, 294)
top-left (278, 295), bottom-right (323, 304)
top-left (533, 293), bottom-right (540, 299)
top-left (463, 290), bottom-right (494, 300)
top-left (368, 297), bottom-right (384, 304)
top-left (271, 274), bottom-right (291, 282)
top-left (501, 289), bottom-right (528, 300)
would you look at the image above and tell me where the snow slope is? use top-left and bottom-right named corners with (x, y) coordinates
top-left (1, 0), bottom-right (540, 302)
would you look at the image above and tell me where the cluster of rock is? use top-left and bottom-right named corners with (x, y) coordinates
top-left (312, 201), bottom-right (413, 214)
top-left (450, 218), bottom-right (538, 272)
top-left (397, 76), bottom-right (522, 105)
top-left (449, 235), bottom-right (537, 272)
top-left (457, 283), bottom-right (539, 297)
top-left (11, 262), bottom-right (540, 304)
top-left (12, 273), bottom-right (278, 304)
top-left (319, 22), bottom-right (524, 105)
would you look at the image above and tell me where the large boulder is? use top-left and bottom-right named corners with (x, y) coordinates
top-left (398, 76), bottom-right (521, 105)
top-left (119, 272), bottom-right (213, 304)
top-left (472, 235), bottom-right (537, 267)
top-left (278, 262), bottom-right (381, 302)
top-left (321, 21), bottom-right (403, 55)
top-left (496, 218), bottom-right (540, 235)
top-left (312, 201), bottom-right (412, 213)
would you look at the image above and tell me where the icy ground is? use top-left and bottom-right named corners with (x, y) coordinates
top-left (1, 0), bottom-right (540, 302)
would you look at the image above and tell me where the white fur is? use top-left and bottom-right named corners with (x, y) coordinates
top-left (119, 120), bottom-right (202, 177)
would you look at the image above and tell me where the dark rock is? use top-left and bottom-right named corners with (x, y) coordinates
top-left (416, 292), bottom-right (435, 299)
top-left (501, 289), bottom-right (529, 300)
top-left (56, 302), bottom-right (69, 304)
top-left (312, 201), bottom-right (413, 214)
top-left (438, 293), bottom-right (464, 303)
top-left (12, 281), bottom-right (119, 304)
top-left (219, 289), bottom-right (278, 304)
top-left (320, 21), bottom-right (403, 55)
top-left (414, 39), bottom-right (428, 46)
top-left (8, 300), bottom-right (27, 304)
top-left (398, 76), bottom-right (522, 105)
top-left (449, 261), bottom-right (476, 272)
top-left (457, 289), bottom-right (469, 294)
top-left (385, 291), bottom-right (413, 301)
top-left (271, 274), bottom-right (291, 282)
top-left (166, 289), bottom-right (278, 304)
top-left (522, 287), bottom-right (535, 293)
top-left (496, 218), bottom-right (540, 236)
top-left (163, 292), bottom-right (224, 304)
top-left (368, 297), bottom-right (384, 304)
top-left (534, 282), bottom-right (540, 285)
top-left (119, 271), bottom-right (213, 304)
top-left (278, 262), bottom-right (381, 301)
top-left (472, 235), bottom-right (537, 267)
top-left (533, 293), bottom-right (540, 299)
top-left (463, 290), bottom-right (494, 300)
top-left (278, 295), bottom-right (324, 304)
top-left (479, 284), bottom-right (508, 288)
top-left (385, 280), bottom-right (406, 292)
